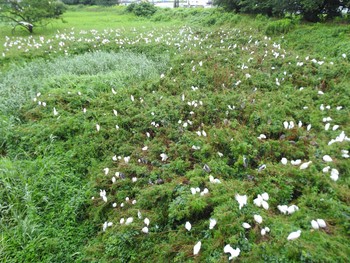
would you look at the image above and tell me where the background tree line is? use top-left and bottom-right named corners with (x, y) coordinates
top-left (214, 0), bottom-right (350, 22)
top-left (61, 0), bottom-right (119, 5)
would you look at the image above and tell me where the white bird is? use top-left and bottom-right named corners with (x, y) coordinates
top-left (287, 205), bottom-right (299, 214)
top-left (262, 201), bottom-right (269, 210)
top-left (190, 187), bottom-right (196, 195)
top-left (125, 217), bottom-right (133, 225)
top-left (111, 88), bottom-right (117, 94)
top-left (96, 124), bottom-right (100, 132)
top-left (287, 230), bottom-right (301, 240)
top-left (254, 195), bottom-right (263, 207)
top-left (193, 241), bottom-right (201, 255)
top-left (99, 189), bottom-right (107, 202)
top-left (142, 226), bottom-right (149, 233)
top-left (200, 188), bottom-right (209, 196)
top-left (160, 153), bottom-right (168, 161)
top-left (281, 157), bottom-right (288, 165)
top-left (224, 244), bottom-right (240, 260)
top-left (209, 218), bottom-right (217, 230)
top-left (323, 155), bottom-right (333, 162)
top-left (53, 107), bottom-right (58, 116)
top-left (325, 123), bottom-right (330, 130)
top-left (124, 156), bottom-right (130, 164)
top-left (261, 228), bottom-right (266, 236)
top-left (120, 218), bottom-right (125, 224)
top-left (137, 210), bottom-right (142, 219)
top-left (300, 161), bottom-right (312, 170)
top-left (254, 214), bottom-right (263, 224)
top-left (311, 220), bottom-right (319, 230)
top-left (307, 124), bottom-right (312, 131)
top-left (235, 194), bottom-right (247, 210)
top-left (283, 121), bottom-right (289, 129)
top-left (102, 221), bottom-right (108, 232)
top-left (291, 159), bottom-right (302, 166)
top-left (330, 168), bottom-right (339, 181)
top-left (144, 218), bottom-right (150, 226)
top-left (261, 192), bottom-right (269, 201)
top-left (316, 219), bottom-right (326, 228)
top-left (322, 166), bottom-right (331, 173)
top-left (277, 205), bottom-right (288, 214)
top-left (242, 222), bottom-right (251, 229)
top-left (258, 134), bottom-right (267, 140)
top-left (103, 167), bottom-right (109, 175)
top-left (185, 221), bottom-right (192, 231)
top-left (289, 121), bottom-right (295, 129)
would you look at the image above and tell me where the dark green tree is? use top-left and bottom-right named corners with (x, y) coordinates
top-left (0, 0), bottom-right (66, 33)
top-left (213, 0), bottom-right (350, 21)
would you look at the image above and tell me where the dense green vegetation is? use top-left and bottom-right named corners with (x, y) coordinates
top-left (214, 0), bottom-right (350, 22)
top-left (1, 6), bottom-right (349, 262)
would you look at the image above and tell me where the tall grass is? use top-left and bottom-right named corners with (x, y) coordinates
top-left (0, 51), bottom-right (167, 117)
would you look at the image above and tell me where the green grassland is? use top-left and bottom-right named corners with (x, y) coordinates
top-left (0, 6), bottom-right (349, 263)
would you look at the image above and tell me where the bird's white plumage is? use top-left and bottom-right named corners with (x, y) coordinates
top-left (287, 230), bottom-right (301, 240)
top-left (193, 241), bottom-right (201, 255)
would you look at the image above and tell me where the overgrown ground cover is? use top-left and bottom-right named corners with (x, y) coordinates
top-left (0, 6), bottom-right (349, 263)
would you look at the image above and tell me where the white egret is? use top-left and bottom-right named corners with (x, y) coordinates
top-left (287, 230), bottom-right (301, 240)
top-left (287, 205), bottom-right (299, 214)
top-left (281, 158), bottom-right (288, 165)
top-left (277, 205), bottom-right (288, 214)
top-left (53, 107), bottom-right (58, 116)
top-left (291, 159), bottom-right (302, 166)
top-left (322, 166), bottom-right (330, 173)
top-left (209, 218), bottom-right (217, 230)
top-left (125, 217), bottom-right (133, 225)
top-left (235, 194), bottom-right (247, 210)
top-left (300, 161), bottom-right (312, 170)
top-left (144, 218), bottom-right (150, 226)
top-left (330, 168), bottom-right (339, 181)
top-left (323, 155), bottom-right (333, 162)
top-left (160, 153), bottom-right (168, 161)
top-left (254, 214), bottom-right (263, 224)
top-left (190, 188), bottom-right (196, 195)
top-left (224, 244), bottom-right (240, 260)
top-left (200, 188), bottom-right (209, 196)
top-left (185, 221), bottom-right (192, 231)
top-left (142, 227), bottom-right (149, 233)
top-left (242, 222), bottom-right (251, 229)
top-left (316, 219), bottom-right (326, 228)
top-left (102, 221), bottom-right (108, 232)
top-left (193, 241), bottom-right (201, 255)
top-left (138, 210), bottom-right (142, 219)
top-left (311, 220), bottom-right (319, 230)
top-left (261, 192), bottom-right (269, 201)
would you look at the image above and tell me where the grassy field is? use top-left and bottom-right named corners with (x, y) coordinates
top-left (1, 5), bottom-right (349, 263)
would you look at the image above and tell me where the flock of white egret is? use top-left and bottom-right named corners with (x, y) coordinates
top-left (22, 19), bottom-right (349, 260)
